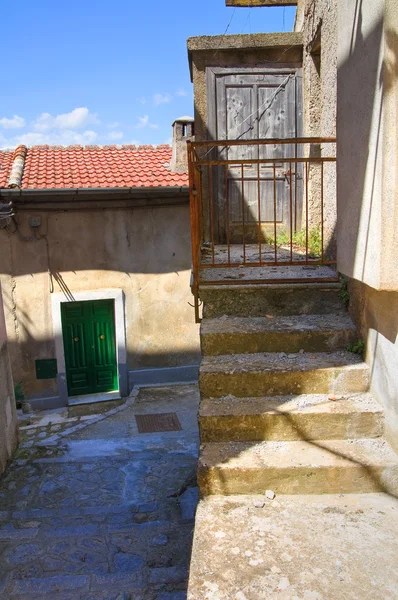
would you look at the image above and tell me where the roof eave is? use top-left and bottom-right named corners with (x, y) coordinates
top-left (0, 185), bottom-right (189, 199)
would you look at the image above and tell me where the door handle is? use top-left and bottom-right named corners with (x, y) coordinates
top-left (74, 337), bottom-right (79, 342)
top-left (100, 334), bottom-right (105, 340)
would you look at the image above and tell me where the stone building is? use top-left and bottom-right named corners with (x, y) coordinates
top-left (186, 1), bottom-right (398, 596)
top-left (224, 0), bottom-right (398, 456)
top-left (0, 118), bottom-right (200, 410)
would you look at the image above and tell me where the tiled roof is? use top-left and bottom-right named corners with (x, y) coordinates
top-left (0, 150), bottom-right (14, 189)
top-left (0, 144), bottom-right (188, 190)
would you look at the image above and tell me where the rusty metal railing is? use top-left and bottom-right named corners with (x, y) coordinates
top-left (188, 138), bottom-right (336, 322)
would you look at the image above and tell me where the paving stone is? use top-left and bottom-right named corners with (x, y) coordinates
top-left (11, 574), bottom-right (89, 594)
top-left (4, 543), bottom-right (43, 565)
top-left (149, 567), bottom-right (188, 585)
top-left (42, 524), bottom-right (100, 538)
top-left (90, 572), bottom-right (145, 591)
top-left (157, 593), bottom-right (187, 600)
top-left (151, 534), bottom-right (168, 546)
top-left (114, 552), bottom-right (144, 572)
top-left (179, 487), bottom-right (199, 521)
top-left (0, 577), bottom-right (9, 594)
top-left (0, 385), bottom-right (200, 599)
top-left (0, 527), bottom-right (39, 540)
top-left (138, 502), bottom-right (160, 513)
top-left (84, 593), bottom-right (132, 600)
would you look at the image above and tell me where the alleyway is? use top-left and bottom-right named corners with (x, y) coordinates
top-left (0, 385), bottom-right (200, 600)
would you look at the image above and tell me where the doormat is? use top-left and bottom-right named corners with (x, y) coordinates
top-left (135, 412), bottom-right (182, 434)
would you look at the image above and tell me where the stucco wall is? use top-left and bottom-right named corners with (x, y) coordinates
top-left (0, 283), bottom-right (18, 474)
top-left (348, 278), bottom-right (398, 453)
top-left (337, 0), bottom-right (398, 291)
top-left (295, 0), bottom-right (337, 256)
top-left (337, 0), bottom-right (398, 450)
top-left (0, 203), bottom-right (200, 403)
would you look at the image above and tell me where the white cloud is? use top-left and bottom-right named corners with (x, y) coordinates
top-left (0, 115), bottom-right (25, 129)
top-left (139, 97), bottom-right (147, 105)
top-left (107, 121), bottom-right (120, 129)
top-left (108, 131), bottom-right (124, 141)
top-left (134, 115), bottom-right (159, 130)
top-left (153, 93), bottom-right (172, 106)
top-left (33, 107), bottom-right (99, 132)
top-left (175, 89), bottom-right (187, 97)
top-left (2, 129), bottom-right (98, 148)
top-left (135, 115), bottom-right (149, 129)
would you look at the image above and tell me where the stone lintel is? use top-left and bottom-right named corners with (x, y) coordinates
top-left (187, 32), bottom-right (302, 54)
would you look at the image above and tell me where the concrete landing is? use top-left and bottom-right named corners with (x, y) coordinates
top-left (200, 264), bottom-right (338, 284)
top-left (188, 493), bottom-right (398, 600)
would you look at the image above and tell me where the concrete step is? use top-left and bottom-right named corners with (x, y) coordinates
top-left (200, 282), bottom-right (346, 318)
top-left (197, 438), bottom-right (398, 496)
top-left (199, 393), bottom-right (384, 442)
top-left (199, 351), bottom-right (369, 398)
top-left (200, 314), bottom-right (356, 355)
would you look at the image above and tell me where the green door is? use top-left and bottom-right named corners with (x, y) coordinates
top-left (61, 299), bottom-right (118, 397)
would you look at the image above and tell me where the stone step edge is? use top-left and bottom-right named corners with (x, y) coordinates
top-left (200, 351), bottom-right (367, 375)
top-left (198, 395), bottom-right (384, 442)
top-left (197, 439), bottom-right (398, 495)
top-left (199, 281), bottom-right (343, 291)
top-left (199, 393), bottom-right (382, 417)
top-left (198, 438), bottom-right (398, 469)
top-left (200, 314), bottom-right (355, 334)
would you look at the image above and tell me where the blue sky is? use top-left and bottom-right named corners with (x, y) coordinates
top-left (0, 1), bottom-right (296, 149)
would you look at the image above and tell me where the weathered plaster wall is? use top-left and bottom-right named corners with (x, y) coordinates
top-left (295, 0), bottom-right (337, 255)
top-left (0, 283), bottom-right (18, 474)
top-left (337, 0), bottom-right (398, 291)
top-left (348, 278), bottom-right (398, 453)
top-left (0, 204), bottom-right (200, 403)
top-left (337, 0), bottom-right (398, 450)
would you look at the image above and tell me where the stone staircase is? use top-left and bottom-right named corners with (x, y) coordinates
top-left (196, 280), bottom-right (398, 497)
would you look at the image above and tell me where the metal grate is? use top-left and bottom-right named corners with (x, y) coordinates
top-left (135, 412), bottom-right (182, 434)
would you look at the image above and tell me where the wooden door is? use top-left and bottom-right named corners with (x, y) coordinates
top-left (61, 299), bottom-right (118, 397)
top-left (207, 67), bottom-right (303, 242)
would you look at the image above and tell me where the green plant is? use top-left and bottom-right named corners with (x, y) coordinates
top-left (267, 228), bottom-right (322, 258)
top-left (346, 339), bottom-right (365, 356)
top-left (14, 381), bottom-right (24, 402)
top-left (339, 275), bottom-right (350, 306)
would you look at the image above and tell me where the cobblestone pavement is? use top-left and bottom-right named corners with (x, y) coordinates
top-left (0, 384), bottom-right (200, 600)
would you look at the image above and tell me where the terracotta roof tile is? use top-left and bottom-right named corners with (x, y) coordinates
top-left (0, 144), bottom-right (188, 190)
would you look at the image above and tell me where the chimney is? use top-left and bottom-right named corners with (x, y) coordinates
top-left (170, 116), bottom-right (194, 173)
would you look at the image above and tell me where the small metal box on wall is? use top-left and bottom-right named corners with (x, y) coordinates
top-left (35, 359), bottom-right (58, 380)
